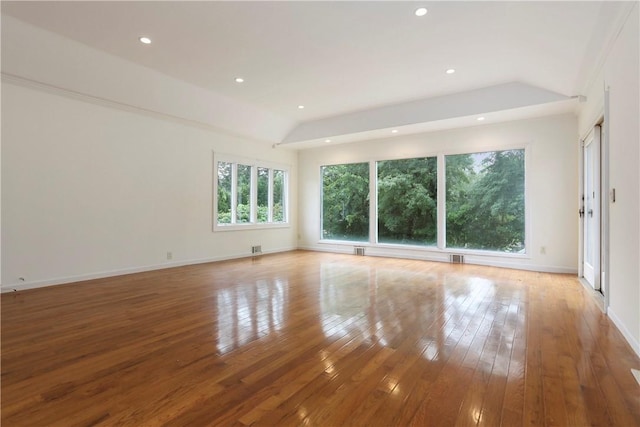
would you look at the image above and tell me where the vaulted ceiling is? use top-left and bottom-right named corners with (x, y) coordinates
top-left (1, 1), bottom-right (631, 147)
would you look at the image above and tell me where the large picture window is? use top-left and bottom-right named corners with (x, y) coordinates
top-left (215, 155), bottom-right (289, 229)
top-left (377, 157), bottom-right (437, 246)
top-left (321, 163), bottom-right (369, 242)
top-left (319, 147), bottom-right (526, 255)
top-left (445, 149), bottom-right (525, 252)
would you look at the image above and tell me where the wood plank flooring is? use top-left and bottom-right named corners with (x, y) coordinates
top-left (2, 251), bottom-right (639, 426)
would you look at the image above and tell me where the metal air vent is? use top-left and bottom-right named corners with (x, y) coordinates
top-left (450, 254), bottom-right (465, 264)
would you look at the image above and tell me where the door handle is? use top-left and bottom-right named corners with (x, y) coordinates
top-left (588, 209), bottom-right (593, 217)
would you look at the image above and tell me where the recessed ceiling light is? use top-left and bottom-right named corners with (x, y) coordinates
top-left (391, 129), bottom-right (399, 133)
top-left (415, 7), bottom-right (428, 17)
top-left (477, 117), bottom-right (485, 121)
top-left (325, 139), bottom-right (331, 143)
top-left (298, 105), bottom-right (305, 109)
top-left (234, 77), bottom-right (244, 83)
top-left (446, 69), bottom-right (456, 74)
top-left (139, 36), bottom-right (152, 44)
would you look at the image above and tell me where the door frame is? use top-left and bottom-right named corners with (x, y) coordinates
top-left (601, 90), bottom-right (611, 310)
top-left (579, 114), bottom-right (610, 308)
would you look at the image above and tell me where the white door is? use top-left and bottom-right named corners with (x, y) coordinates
top-left (582, 126), bottom-right (601, 290)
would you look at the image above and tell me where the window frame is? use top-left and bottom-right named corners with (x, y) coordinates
top-left (213, 153), bottom-right (290, 232)
top-left (375, 156), bottom-right (439, 248)
top-left (318, 145), bottom-right (530, 258)
top-left (442, 147), bottom-right (528, 255)
top-left (319, 161), bottom-right (371, 243)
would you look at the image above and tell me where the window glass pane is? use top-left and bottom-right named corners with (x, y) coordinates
top-left (214, 156), bottom-right (289, 229)
top-left (217, 161), bottom-right (232, 224)
top-left (321, 163), bottom-right (369, 242)
top-left (273, 170), bottom-right (286, 222)
top-left (236, 164), bottom-right (251, 223)
top-left (446, 149), bottom-right (525, 252)
top-left (377, 157), bottom-right (437, 246)
top-left (257, 167), bottom-right (269, 223)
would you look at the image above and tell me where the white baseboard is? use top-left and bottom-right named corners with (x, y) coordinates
top-left (463, 258), bottom-right (578, 274)
top-left (1, 247), bottom-right (295, 293)
top-left (298, 245), bottom-right (578, 274)
top-left (607, 307), bottom-right (640, 358)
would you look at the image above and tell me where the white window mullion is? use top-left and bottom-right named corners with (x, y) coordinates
top-left (250, 165), bottom-right (257, 223)
top-left (283, 171), bottom-right (288, 223)
top-left (231, 163), bottom-right (238, 224)
top-left (437, 154), bottom-right (446, 249)
top-left (213, 161), bottom-right (219, 227)
top-left (370, 160), bottom-right (377, 245)
top-left (268, 169), bottom-right (274, 223)
top-left (282, 170), bottom-right (290, 222)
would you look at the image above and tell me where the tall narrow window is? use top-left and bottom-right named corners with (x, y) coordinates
top-left (257, 167), bottom-right (269, 223)
top-left (273, 169), bottom-right (286, 222)
top-left (236, 164), bottom-right (252, 223)
top-left (377, 157), bottom-right (437, 246)
top-left (321, 163), bottom-right (369, 242)
top-left (445, 149), bottom-right (525, 252)
top-left (217, 161), bottom-right (232, 224)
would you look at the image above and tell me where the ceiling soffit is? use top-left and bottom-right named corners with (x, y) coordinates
top-left (281, 82), bottom-right (575, 146)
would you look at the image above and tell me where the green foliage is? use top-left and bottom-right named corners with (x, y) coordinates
top-left (446, 150), bottom-right (525, 252)
top-left (217, 162), bottom-right (286, 225)
top-left (322, 163), bottom-right (369, 241)
top-left (273, 170), bottom-right (285, 222)
top-left (321, 151), bottom-right (524, 252)
top-left (217, 162), bottom-right (232, 224)
top-left (236, 164), bottom-right (251, 222)
top-left (257, 167), bottom-right (269, 222)
top-left (236, 202), bottom-right (250, 223)
top-left (377, 157), bottom-right (437, 245)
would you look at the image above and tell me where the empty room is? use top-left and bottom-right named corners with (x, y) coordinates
top-left (2, 1), bottom-right (639, 426)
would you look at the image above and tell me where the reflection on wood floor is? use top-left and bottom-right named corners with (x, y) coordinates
top-left (2, 251), bottom-right (639, 426)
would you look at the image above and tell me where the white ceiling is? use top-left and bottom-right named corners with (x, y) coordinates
top-left (1, 1), bottom-right (630, 145)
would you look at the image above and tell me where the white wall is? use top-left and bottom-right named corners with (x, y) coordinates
top-left (298, 114), bottom-right (579, 273)
top-left (1, 81), bottom-right (298, 291)
top-left (578, 4), bottom-right (639, 356)
top-left (1, 15), bottom-right (295, 144)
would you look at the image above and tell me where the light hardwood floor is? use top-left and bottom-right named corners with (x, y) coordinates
top-left (2, 251), bottom-right (639, 426)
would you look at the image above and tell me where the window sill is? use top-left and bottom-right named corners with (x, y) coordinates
top-left (317, 239), bottom-right (529, 259)
top-left (214, 223), bottom-right (290, 232)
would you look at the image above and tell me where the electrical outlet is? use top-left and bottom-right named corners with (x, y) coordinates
top-left (166, 252), bottom-right (173, 260)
